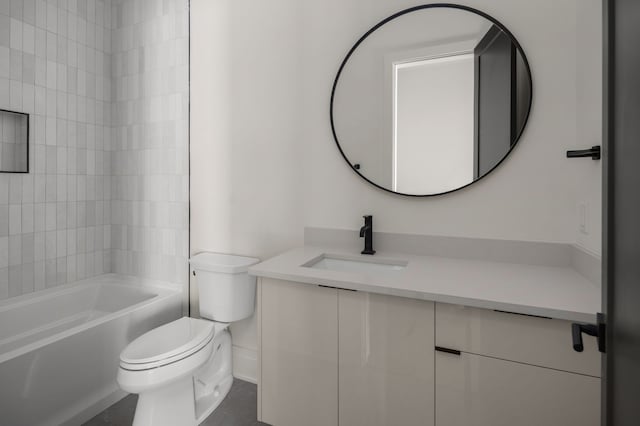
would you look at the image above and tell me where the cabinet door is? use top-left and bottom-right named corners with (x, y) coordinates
top-left (339, 290), bottom-right (435, 426)
top-left (435, 350), bottom-right (600, 426)
top-left (260, 279), bottom-right (338, 426)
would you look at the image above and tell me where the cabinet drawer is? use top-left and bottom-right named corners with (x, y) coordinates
top-left (435, 351), bottom-right (600, 426)
top-left (435, 303), bottom-right (600, 376)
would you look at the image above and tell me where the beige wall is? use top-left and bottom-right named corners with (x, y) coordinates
top-left (190, 0), bottom-right (602, 382)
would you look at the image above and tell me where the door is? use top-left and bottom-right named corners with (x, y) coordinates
top-left (474, 25), bottom-right (515, 177)
top-left (603, 1), bottom-right (640, 424)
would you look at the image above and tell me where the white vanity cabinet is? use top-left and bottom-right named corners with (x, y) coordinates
top-left (258, 279), bottom-right (601, 426)
top-left (338, 290), bottom-right (435, 426)
top-left (434, 304), bottom-right (601, 426)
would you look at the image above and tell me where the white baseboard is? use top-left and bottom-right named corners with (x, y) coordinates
top-left (232, 346), bottom-right (257, 384)
top-left (60, 388), bottom-right (128, 426)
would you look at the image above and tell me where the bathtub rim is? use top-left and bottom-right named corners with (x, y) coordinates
top-left (0, 273), bottom-right (183, 364)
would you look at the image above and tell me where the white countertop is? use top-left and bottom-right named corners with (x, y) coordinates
top-left (249, 246), bottom-right (601, 323)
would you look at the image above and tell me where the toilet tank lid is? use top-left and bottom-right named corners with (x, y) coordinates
top-left (190, 252), bottom-right (260, 274)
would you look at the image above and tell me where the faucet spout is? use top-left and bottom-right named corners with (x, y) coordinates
top-left (360, 215), bottom-right (376, 255)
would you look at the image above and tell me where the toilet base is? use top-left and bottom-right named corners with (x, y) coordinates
top-left (133, 376), bottom-right (197, 426)
top-left (195, 329), bottom-right (234, 422)
top-left (195, 375), bottom-right (233, 423)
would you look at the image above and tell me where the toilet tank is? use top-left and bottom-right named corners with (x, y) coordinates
top-left (189, 252), bottom-right (260, 322)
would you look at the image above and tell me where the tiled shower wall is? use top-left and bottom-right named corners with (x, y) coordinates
top-left (110, 0), bottom-right (189, 288)
top-left (0, 0), bottom-right (189, 300)
top-left (0, 0), bottom-right (113, 299)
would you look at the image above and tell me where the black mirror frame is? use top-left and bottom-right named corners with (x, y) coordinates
top-left (329, 3), bottom-right (533, 197)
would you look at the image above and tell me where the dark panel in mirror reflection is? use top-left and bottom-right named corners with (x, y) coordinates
top-left (330, 4), bottom-right (532, 197)
top-left (0, 109), bottom-right (29, 173)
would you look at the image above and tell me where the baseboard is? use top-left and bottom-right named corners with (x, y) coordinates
top-left (60, 388), bottom-right (128, 426)
top-left (232, 346), bottom-right (257, 384)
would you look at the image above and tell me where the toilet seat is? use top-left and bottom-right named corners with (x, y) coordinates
top-left (120, 317), bottom-right (215, 371)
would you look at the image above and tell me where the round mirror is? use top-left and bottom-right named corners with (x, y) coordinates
top-left (331, 4), bottom-right (532, 196)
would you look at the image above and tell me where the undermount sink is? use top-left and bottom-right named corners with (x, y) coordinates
top-left (303, 254), bottom-right (407, 273)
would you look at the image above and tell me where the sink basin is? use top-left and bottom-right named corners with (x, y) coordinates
top-left (303, 254), bottom-right (407, 274)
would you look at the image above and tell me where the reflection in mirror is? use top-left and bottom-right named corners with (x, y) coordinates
top-left (0, 110), bottom-right (29, 173)
top-left (331, 5), bottom-right (532, 196)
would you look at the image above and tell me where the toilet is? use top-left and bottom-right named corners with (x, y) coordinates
top-left (117, 252), bottom-right (260, 426)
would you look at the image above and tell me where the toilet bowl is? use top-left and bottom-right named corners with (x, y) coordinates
top-left (117, 253), bottom-right (260, 426)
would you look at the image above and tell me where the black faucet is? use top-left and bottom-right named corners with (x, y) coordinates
top-left (360, 215), bottom-right (376, 255)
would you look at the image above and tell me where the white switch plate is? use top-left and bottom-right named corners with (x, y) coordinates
top-left (579, 202), bottom-right (588, 234)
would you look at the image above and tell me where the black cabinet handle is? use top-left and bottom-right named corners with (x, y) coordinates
top-left (435, 346), bottom-right (461, 356)
top-left (566, 146), bottom-right (601, 160)
top-left (317, 284), bottom-right (357, 292)
top-left (572, 323), bottom-right (597, 352)
top-left (572, 313), bottom-right (606, 353)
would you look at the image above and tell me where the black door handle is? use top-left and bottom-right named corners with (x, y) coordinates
top-left (572, 313), bottom-right (606, 353)
top-left (566, 145), bottom-right (601, 160)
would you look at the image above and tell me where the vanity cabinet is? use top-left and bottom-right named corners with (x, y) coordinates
top-left (258, 279), bottom-right (600, 426)
top-left (338, 290), bottom-right (434, 426)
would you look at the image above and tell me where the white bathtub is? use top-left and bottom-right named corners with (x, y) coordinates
top-left (0, 274), bottom-right (183, 426)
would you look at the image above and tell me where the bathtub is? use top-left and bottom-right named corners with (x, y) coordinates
top-left (0, 274), bottom-right (183, 426)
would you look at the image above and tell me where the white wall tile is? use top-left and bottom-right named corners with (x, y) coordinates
top-left (22, 233), bottom-right (34, 263)
top-left (2, 0), bottom-right (186, 299)
top-left (23, 23), bottom-right (35, 54)
top-left (9, 79), bottom-right (22, 109)
top-left (0, 46), bottom-right (9, 78)
top-left (10, 18), bottom-right (22, 50)
top-left (46, 3), bottom-right (57, 33)
top-left (9, 234), bottom-right (21, 265)
top-left (0, 78), bottom-right (9, 109)
top-left (9, 204), bottom-right (21, 235)
top-left (0, 237), bottom-right (8, 268)
top-left (23, 0), bottom-right (35, 25)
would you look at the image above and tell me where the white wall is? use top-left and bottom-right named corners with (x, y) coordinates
top-left (190, 0), bottom-right (305, 381)
top-left (190, 0), bottom-right (602, 381)
top-left (575, 0), bottom-right (603, 256)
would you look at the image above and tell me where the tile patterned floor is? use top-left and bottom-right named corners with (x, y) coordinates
top-left (83, 379), bottom-right (268, 426)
